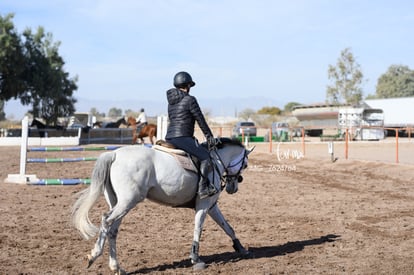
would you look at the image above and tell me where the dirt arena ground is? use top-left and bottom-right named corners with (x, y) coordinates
top-left (1, 139), bottom-right (414, 274)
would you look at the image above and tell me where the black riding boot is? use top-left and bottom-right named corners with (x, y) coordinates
top-left (198, 159), bottom-right (217, 199)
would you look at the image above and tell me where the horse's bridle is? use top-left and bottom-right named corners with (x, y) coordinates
top-left (211, 148), bottom-right (247, 190)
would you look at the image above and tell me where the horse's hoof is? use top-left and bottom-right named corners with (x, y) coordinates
top-left (86, 254), bottom-right (94, 268)
top-left (241, 249), bottom-right (252, 257)
top-left (114, 268), bottom-right (126, 275)
top-left (193, 261), bottom-right (206, 271)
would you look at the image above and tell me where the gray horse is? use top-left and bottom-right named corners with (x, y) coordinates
top-left (72, 138), bottom-right (253, 274)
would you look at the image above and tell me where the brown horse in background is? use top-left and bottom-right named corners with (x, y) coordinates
top-left (127, 117), bottom-right (157, 144)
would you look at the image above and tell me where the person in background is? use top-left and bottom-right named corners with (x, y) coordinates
top-left (136, 108), bottom-right (147, 130)
top-left (165, 71), bottom-right (217, 199)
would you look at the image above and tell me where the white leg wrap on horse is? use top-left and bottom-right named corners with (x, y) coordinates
top-left (108, 220), bottom-right (121, 272)
top-left (91, 223), bottom-right (108, 259)
top-left (190, 241), bottom-right (200, 263)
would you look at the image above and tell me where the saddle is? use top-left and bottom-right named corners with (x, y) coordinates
top-left (153, 140), bottom-right (199, 173)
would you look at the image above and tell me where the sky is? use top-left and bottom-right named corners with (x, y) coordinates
top-left (1, 0), bottom-right (414, 118)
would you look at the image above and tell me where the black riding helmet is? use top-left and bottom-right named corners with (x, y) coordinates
top-left (173, 71), bottom-right (196, 88)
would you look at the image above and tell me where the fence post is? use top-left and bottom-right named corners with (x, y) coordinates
top-left (396, 129), bottom-right (399, 164)
top-left (19, 116), bottom-right (28, 175)
top-left (301, 128), bottom-right (305, 157)
top-left (269, 128), bottom-right (272, 153)
top-left (157, 115), bottom-right (168, 140)
top-left (5, 116), bottom-right (39, 184)
top-left (345, 128), bottom-right (349, 160)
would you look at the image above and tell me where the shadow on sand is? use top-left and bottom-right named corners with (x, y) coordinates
top-left (128, 234), bottom-right (340, 274)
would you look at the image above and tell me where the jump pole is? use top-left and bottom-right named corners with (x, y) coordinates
top-left (157, 115), bottom-right (168, 141)
top-left (27, 157), bottom-right (98, 163)
top-left (29, 178), bottom-right (91, 185)
top-left (28, 145), bottom-right (121, 152)
top-left (5, 116), bottom-right (39, 184)
top-left (4, 118), bottom-right (124, 185)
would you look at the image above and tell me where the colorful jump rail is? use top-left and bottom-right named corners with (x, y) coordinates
top-left (27, 157), bottom-right (98, 163)
top-left (27, 145), bottom-right (121, 152)
top-left (29, 178), bottom-right (91, 185)
top-left (5, 117), bottom-right (123, 185)
top-left (26, 146), bottom-right (120, 182)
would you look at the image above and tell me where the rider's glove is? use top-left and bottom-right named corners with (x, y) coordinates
top-left (207, 136), bottom-right (219, 151)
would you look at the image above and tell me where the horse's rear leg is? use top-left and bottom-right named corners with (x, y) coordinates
top-left (108, 219), bottom-right (122, 273)
top-left (88, 202), bottom-right (136, 274)
top-left (88, 211), bottom-right (112, 267)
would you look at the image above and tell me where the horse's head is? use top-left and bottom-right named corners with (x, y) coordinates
top-left (214, 138), bottom-right (254, 194)
top-left (30, 118), bottom-right (46, 128)
top-left (126, 116), bottom-right (136, 127)
top-left (93, 122), bottom-right (102, 128)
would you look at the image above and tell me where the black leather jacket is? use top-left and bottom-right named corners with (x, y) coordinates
top-left (165, 88), bottom-right (213, 139)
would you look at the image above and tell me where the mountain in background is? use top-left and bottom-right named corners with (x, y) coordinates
top-left (74, 96), bottom-right (284, 117)
top-left (4, 96), bottom-right (286, 120)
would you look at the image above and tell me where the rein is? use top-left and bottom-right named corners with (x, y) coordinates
top-left (210, 148), bottom-right (247, 191)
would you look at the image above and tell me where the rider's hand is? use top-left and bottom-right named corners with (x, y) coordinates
top-left (207, 136), bottom-right (219, 151)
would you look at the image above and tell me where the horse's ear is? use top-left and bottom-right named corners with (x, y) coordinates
top-left (247, 146), bottom-right (255, 155)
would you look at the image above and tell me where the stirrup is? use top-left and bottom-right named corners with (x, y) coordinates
top-left (199, 184), bottom-right (217, 199)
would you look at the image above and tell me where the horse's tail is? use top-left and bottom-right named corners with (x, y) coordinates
top-left (71, 151), bottom-right (115, 240)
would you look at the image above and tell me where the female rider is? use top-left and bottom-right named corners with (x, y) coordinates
top-left (165, 71), bottom-right (217, 199)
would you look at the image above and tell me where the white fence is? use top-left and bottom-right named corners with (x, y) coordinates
top-left (0, 117), bottom-right (81, 146)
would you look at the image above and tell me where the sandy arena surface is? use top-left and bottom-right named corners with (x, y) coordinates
top-left (1, 139), bottom-right (414, 274)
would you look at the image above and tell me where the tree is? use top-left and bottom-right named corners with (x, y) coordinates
top-left (21, 27), bottom-right (77, 125)
top-left (124, 109), bottom-right (138, 118)
top-left (90, 107), bottom-right (105, 120)
top-left (284, 102), bottom-right (302, 113)
top-left (369, 65), bottom-right (414, 99)
top-left (238, 108), bottom-right (256, 121)
top-left (326, 48), bottom-right (364, 105)
top-left (0, 100), bottom-right (5, 120)
top-left (0, 13), bottom-right (77, 124)
top-left (108, 107), bottom-right (122, 118)
top-left (0, 13), bottom-right (26, 101)
top-left (257, 106), bottom-right (281, 115)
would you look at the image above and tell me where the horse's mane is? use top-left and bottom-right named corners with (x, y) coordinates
top-left (201, 137), bottom-right (244, 149)
top-left (31, 118), bottom-right (46, 128)
top-left (127, 116), bottom-right (136, 125)
top-left (217, 137), bottom-right (245, 148)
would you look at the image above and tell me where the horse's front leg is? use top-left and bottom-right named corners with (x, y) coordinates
top-left (208, 204), bottom-right (250, 256)
top-left (89, 210), bottom-right (128, 275)
top-left (132, 135), bottom-right (137, 145)
top-left (190, 207), bottom-right (209, 269)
